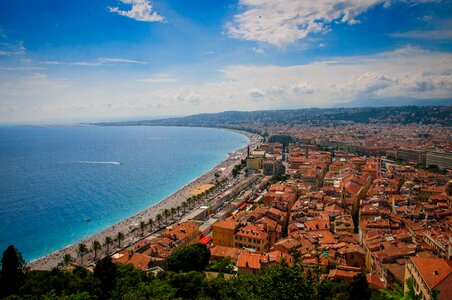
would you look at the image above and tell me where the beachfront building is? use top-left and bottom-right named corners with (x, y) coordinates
top-left (113, 221), bottom-right (201, 270)
top-left (212, 218), bottom-right (239, 247)
top-left (161, 221), bottom-right (200, 246)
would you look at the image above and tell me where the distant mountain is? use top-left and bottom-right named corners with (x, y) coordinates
top-left (94, 106), bottom-right (452, 129)
top-left (334, 98), bottom-right (452, 108)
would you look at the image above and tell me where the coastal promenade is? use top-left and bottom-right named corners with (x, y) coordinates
top-left (28, 130), bottom-right (261, 270)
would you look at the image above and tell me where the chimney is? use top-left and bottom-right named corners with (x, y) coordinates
top-left (246, 261), bottom-right (249, 268)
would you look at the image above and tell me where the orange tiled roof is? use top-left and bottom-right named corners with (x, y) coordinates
top-left (212, 218), bottom-right (239, 230)
top-left (410, 257), bottom-right (452, 289)
top-left (237, 253), bottom-right (261, 270)
top-left (209, 245), bottom-right (248, 261)
top-left (236, 223), bottom-right (268, 240)
top-left (162, 221), bottom-right (199, 242)
top-left (127, 253), bottom-right (152, 271)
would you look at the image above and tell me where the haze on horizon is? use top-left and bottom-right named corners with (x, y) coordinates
top-left (0, 0), bottom-right (451, 123)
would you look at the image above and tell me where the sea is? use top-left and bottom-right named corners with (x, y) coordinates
top-left (0, 125), bottom-right (249, 262)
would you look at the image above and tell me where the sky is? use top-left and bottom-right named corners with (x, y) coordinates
top-left (0, 0), bottom-right (451, 123)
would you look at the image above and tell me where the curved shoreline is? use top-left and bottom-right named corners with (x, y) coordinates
top-left (28, 128), bottom-right (261, 270)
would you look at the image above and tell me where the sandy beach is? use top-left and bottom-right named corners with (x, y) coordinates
top-left (28, 129), bottom-right (261, 270)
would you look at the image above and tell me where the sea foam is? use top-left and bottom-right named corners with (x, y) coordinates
top-left (68, 161), bottom-right (121, 165)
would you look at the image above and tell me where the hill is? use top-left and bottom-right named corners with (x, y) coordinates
top-left (95, 106), bottom-right (452, 129)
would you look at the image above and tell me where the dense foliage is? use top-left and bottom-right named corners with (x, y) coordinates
top-left (166, 243), bottom-right (211, 272)
top-left (1, 258), bottom-right (379, 300)
top-left (0, 245), bottom-right (26, 297)
top-left (0, 245), bottom-right (431, 300)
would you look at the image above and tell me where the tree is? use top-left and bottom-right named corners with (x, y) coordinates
top-left (139, 221), bottom-right (146, 236)
top-left (430, 289), bottom-right (440, 300)
top-left (176, 206), bottom-right (181, 217)
top-left (167, 243), bottom-right (211, 272)
top-left (181, 201), bottom-right (187, 213)
top-left (148, 218), bottom-right (154, 232)
top-left (63, 253), bottom-right (73, 266)
top-left (380, 282), bottom-right (405, 300)
top-left (116, 232), bottom-right (125, 248)
top-left (77, 243), bottom-right (88, 265)
top-left (166, 271), bottom-right (205, 299)
top-left (208, 257), bottom-right (234, 273)
top-left (0, 245), bottom-right (25, 297)
top-left (94, 256), bottom-right (117, 298)
top-left (380, 278), bottom-right (421, 300)
top-left (163, 209), bottom-right (170, 224)
top-left (347, 273), bottom-right (371, 300)
top-left (156, 214), bottom-right (163, 227)
top-left (171, 207), bottom-right (177, 220)
top-left (405, 278), bottom-right (422, 300)
top-left (104, 236), bottom-right (113, 254)
top-left (92, 240), bottom-right (101, 260)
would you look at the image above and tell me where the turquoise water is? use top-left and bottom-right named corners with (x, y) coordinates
top-left (0, 126), bottom-right (248, 261)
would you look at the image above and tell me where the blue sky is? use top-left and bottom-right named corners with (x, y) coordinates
top-left (0, 0), bottom-right (451, 123)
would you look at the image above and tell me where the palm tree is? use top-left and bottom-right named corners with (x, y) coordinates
top-left (140, 221), bottom-right (146, 236)
top-left (163, 209), bottom-right (170, 224)
top-left (171, 207), bottom-right (177, 220)
top-left (63, 253), bottom-right (73, 266)
top-left (77, 243), bottom-right (88, 264)
top-left (148, 218), bottom-right (154, 232)
top-left (176, 205), bottom-right (181, 216)
top-left (187, 198), bottom-right (193, 209)
top-left (104, 236), bottom-right (113, 254)
top-left (116, 231), bottom-right (124, 247)
top-left (92, 240), bottom-right (101, 260)
top-left (156, 214), bottom-right (163, 227)
top-left (181, 201), bottom-right (187, 213)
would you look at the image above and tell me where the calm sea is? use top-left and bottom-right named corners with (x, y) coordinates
top-left (0, 126), bottom-right (248, 261)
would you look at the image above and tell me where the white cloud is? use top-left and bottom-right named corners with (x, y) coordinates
top-left (138, 74), bottom-right (178, 83)
top-left (98, 57), bottom-right (149, 64)
top-left (252, 47), bottom-right (265, 54)
top-left (390, 29), bottom-right (452, 40)
top-left (249, 88), bottom-right (265, 98)
top-left (0, 73), bottom-right (71, 98)
top-left (140, 46), bottom-right (452, 111)
top-left (0, 66), bottom-right (46, 71)
top-left (40, 57), bottom-right (149, 66)
top-left (226, 0), bottom-right (440, 46)
top-left (0, 41), bottom-right (26, 56)
top-left (109, 0), bottom-right (165, 23)
top-left (2, 47), bottom-right (451, 123)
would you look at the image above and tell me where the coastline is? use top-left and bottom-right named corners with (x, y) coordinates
top-left (28, 128), bottom-right (261, 270)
